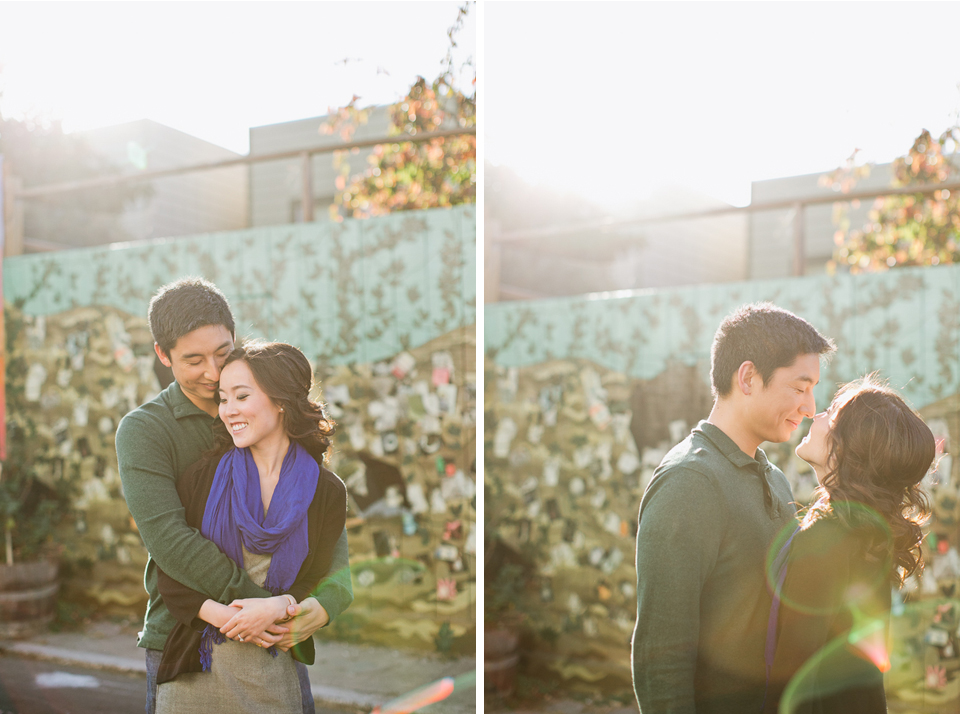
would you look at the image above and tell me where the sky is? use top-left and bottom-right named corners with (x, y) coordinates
top-left (0, 2), bottom-right (475, 155)
top-left (486, 2), bottom-right (960, 210)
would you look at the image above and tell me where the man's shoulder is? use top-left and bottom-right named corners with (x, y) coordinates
top-left (120, 382), bottom-right (179, 424)
top-left (638, 432), bottom-right (728, 508)
top-left (115, 383), bottom-right (207, 459)
top-left (656, 432), bottom-right (721, 479)
top-left (117, 384), bottom-right (178, 435)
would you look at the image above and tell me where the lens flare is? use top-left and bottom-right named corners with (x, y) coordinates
top-left (780, 634), bottom-right (888, 714)
top-left (371, 671), bottom-right (475, 714)
top-left (847, 612), bottom-right (890, 673)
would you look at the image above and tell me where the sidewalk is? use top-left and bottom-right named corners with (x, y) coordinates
top-left (0, 620), bottom-right (476, 714)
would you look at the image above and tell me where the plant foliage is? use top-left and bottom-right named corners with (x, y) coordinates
top-left (826, 127), bottom-right (960, 273)
top-left (322, 3), bottom-right (475, 221)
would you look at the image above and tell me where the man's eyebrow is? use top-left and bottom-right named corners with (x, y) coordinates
top-left (794, 375), bottom-right (818, 385)
top-left (180, 340), bottom-right (233, 360)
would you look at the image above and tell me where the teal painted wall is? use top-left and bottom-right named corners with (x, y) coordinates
top-left (486, 266), bottom-right (960, 413)
top-left (7, 205), bottom-right (476, 365)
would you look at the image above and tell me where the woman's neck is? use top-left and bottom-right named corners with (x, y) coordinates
top-left (249, 432), bottom-right (292, 481)
top-left (249, 432), bottom-right (291, 514)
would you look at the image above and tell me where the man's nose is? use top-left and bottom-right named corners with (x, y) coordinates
top-left (203, 357), bottom-right (221, 380)
top-left (800, 393), bottom-right (816, 418)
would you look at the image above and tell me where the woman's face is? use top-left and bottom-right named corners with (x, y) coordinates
top-left (796, 405), bottom-right (836, 482)
top-left (218, 360), bottom-right (285, 450)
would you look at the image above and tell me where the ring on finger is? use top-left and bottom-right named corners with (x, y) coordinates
top-left (238, 636), bottom-right (244, 642)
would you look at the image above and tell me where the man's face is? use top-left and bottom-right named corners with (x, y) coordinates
top-left (744, 352), bottom-right (820, 447)
top-left (155, 324), bottom-right (234, 411)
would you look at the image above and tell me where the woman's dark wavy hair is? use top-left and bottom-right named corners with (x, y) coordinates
top-left (803, 374), bottom-right (934, 585)
top-left (208, 340), bottom-right (335, 465)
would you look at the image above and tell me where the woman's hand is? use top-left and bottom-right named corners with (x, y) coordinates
top-left (219, 595), bottom-right (294, 643)
top-left (198, 600), bottom-right (241, 629)
top-left (272, 597), bottom-right (330, 652)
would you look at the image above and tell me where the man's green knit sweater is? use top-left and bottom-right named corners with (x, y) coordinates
top-left (117, 381), bottom-right (353, 651)
top-left (632, 421), bottom-right (797, 713)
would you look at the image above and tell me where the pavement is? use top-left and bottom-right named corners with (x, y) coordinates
top-left (0, 620), bottom-right (476, 714)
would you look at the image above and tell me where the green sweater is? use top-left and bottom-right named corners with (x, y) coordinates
top-left (116, 381), bottom-right (353, 651)
top-left (632, 421), bottom-right (797, 714)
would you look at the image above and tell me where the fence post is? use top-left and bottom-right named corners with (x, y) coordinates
top-left (300, 152), bottom-right (314, 223)
top-left (792, 202), bottom-right (804, 276)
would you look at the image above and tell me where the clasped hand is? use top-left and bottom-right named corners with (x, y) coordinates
top-left (219, 596), bottom-right (292, 649)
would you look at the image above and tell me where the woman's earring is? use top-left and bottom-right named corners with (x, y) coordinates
top-left (279, 407), bottom-right (284, 413)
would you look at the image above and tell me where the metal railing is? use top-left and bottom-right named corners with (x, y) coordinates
top-left (487, 178), bottom-right (960, 302)
top-left (2, 126), bottom-right (476, 256)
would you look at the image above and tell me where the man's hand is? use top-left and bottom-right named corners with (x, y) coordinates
top-left (273, 597), bottom-right (330, 652)
top-left (220, 596), bottom-right (291, 643)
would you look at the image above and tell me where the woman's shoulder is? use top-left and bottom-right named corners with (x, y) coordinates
top-left (317, 464), bottom-right (346, 494)
top-left (793, 513), bottom-right (885, 563)
top-left (306, 461), bottom-right (346, 509)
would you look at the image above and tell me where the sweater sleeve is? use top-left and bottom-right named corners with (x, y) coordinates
top-left (116, 413), bottom-right (270, 602)
top-left (632, 467), bottom-right (724, 714)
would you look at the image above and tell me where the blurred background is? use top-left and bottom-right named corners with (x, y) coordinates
top-left (0, 3), bottom-right (476, 713)
top-left (484, 4), bottom-right (960, 713)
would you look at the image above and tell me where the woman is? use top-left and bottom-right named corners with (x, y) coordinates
top-left (153, 341), bottom-right (347, 714)
top-left (763, 374), bottom-right (935, 714)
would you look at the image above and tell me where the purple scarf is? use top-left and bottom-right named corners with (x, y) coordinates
top-left (198, 441), bottom-right (319, 670)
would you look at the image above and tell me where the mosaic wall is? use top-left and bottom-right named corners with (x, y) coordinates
top-left (485, 264), bottom-right (960, 702)
top-left (4, 205), bottom-right (476, 653)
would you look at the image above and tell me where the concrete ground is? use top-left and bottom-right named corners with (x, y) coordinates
top-left (0, 620), bottom-right (476, 714)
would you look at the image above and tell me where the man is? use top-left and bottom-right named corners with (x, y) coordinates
top-left (631, 302), bottom-right (835, 713)
top-left (117, 277), bottom-right (352, 714)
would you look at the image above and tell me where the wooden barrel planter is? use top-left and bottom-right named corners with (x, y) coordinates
top-left (484, 625), bottom-right (520, 697)
top-left (0, 559), bottom-right (59, 639)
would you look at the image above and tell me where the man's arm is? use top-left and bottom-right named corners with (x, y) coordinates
top-left (305, 527), bottom-right (353, 624)
top-left (116, 413), bottom-right (269, 603)
top-left (632, 468), bottom-right (723, 714)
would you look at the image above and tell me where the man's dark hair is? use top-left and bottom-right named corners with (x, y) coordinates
top-left (711, 302), bottom-right (835, 398)
top-left (148, 277), bottom-right (235, 358)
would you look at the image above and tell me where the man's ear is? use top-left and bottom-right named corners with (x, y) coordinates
top-left (736, 361), bottom-right (758, 396)
top-left (154, 342), bottom-right (172, 368)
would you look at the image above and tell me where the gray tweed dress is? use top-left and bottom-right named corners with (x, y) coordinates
top-left (156, 546), bottom-right (301, 714)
